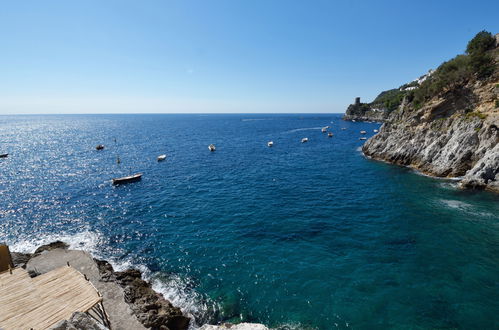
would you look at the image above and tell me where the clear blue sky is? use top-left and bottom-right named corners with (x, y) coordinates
top-left (0, 0), bottom-right (497, 114)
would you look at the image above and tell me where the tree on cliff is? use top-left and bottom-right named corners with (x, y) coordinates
top-left (466, 31), bottom-right (496, 55)
top-left (466, 31), bottom-right (496, 78)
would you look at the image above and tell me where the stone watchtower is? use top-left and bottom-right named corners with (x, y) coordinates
top-left (355, 97), bottom-right (361, 106)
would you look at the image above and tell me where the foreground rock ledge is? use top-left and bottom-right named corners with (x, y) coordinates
top-left (12, 242), bottom-right (270, 330)
top-left (14, 242), bottom-right (189, 330)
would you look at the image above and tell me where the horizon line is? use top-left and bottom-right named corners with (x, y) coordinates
top-left (0, 112), bottom-right (345, 116)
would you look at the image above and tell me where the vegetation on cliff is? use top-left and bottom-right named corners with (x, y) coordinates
top-left (345, 31), bottom-right (497, 121)
top-left (410, 31), bottom-right (497, 109)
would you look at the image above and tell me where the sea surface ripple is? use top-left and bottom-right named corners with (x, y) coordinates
top-left (1, 114), bottom-right (498, 329)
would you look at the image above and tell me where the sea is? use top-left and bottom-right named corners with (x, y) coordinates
top-left (1, 114), bottom-right (498, 329)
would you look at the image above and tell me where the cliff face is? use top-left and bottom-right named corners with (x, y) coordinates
top-left (363, 80), bottom-right (498, 191)
top-left (362, 33), bottom-right (499, 192)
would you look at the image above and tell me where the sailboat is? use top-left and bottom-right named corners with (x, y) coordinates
top-left (113, 173), bottom-right (142, 185)
top-left (111, 139), bottom-right (142, 185)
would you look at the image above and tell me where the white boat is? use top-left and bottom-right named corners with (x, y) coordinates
top-left (321, 127), bottom-right (327, 133)
top-left (373, 129), bottom-right (379, 133)
top-left (352, 120), bottom-right (356, 122)
top-left (328, 132), bottom-right (333, 137)
top-left (359, 137), bottom-right (367, 140)
top-left (301, 138), bottom-right (308, 143)
top-left (157, 154), bottom-right (167, 161)
top-left (360, 131), bottom-right (367, 134)
top-left (208, 144), bottom-right (216, 152)
top-left (341, 128), bottom-right (346, 130)
top-left (267, 141), bottom-right (274, 147)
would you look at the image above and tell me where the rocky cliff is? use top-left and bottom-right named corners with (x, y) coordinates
top-left (343, 97), bottom-right (389, 122)
top-left (362, 32), bottom-right (499, 192)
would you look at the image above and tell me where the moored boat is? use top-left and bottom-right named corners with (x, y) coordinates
top-left (360, 131), bottom-right (367, 134)
top-left (373, 129), bottom-right (379, 133)
top-left (208, 144), bottom-right (216, 152)
top-left (157, 154), bottom-right (167, 161)
top-left (267, 141), bottom-right (274, 147)
top-left (301, 138), bottom-right (308, 143)
top-left (112, 173), bottom-right (142, 185)
top-left (328, 132), bottom-right (333, 137)
top-left (359, 137), bottom-right (367, 140)
top-left (0, 153), bottom-right (8, 158)
top-left (96, 144), bottom-right (105, 150)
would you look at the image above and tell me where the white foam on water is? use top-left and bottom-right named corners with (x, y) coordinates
top-left (439, 199), bottom-right (497, 219)
top-left (151, 274), bottom-right (219, 329)
top-left (440, 199), bottom-right (473, 211)
top-left (9, 229), bottom-right (103, 255)
top-left (274, 322), bottom-right (318, 330)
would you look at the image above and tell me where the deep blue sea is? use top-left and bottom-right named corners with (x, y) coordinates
top-left (1, 114), bottom-right (498, 329)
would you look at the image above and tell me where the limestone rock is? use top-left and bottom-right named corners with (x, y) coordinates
top-left (10, 251), bottom-right (32, 268)
top-left (50, 312), bottom-right (106, 330)
top-left (362, 67), bottom-right (498, 192)
top-left (33, 240), bottom-right (69, 256)
top-left (95, 259), bottom-right (190, 330)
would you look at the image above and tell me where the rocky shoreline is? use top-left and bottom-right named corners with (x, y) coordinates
top-left (10, 242), bottom-right (269, 330)
top-left (362, 78), bottom-right (498, 193)
top-left (349, 32), bottom-right (499, 192)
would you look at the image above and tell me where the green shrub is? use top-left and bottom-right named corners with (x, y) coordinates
top-left (466, 31), bottom-right (496, 55)
top-left (411, 30), bottom-right (497, 107)
top-left (371, 88), bottom-right (407, 112)
top-left (465, 111), bottom-right (487, 120)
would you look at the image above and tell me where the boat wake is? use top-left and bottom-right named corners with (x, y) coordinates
top-left (241, 118), bottom-right (273, 122)
top-left (285, 127), bottom-right (323, 133)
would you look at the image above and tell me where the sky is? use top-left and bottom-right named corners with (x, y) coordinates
top-left (0, 0), bottom-right (498, 114)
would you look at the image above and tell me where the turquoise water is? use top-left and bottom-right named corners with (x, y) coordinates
top-left (1, 114), bottom-right (498, 329)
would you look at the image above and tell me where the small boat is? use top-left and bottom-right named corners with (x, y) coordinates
top-left (341, 128), bottom-right (346, 130)
top-left (157, 154), bottom-right (167, 161)
top-left (112, 173), bottom-right (142, 185)
top-left (96, 144), bottom-right (105, 150)
top-left (359, 137), bottom-right (367, 140)
top-left (321, 127), bottom-right (328, 133)
top-left (301, 138), bottom-right (308, 143)
top-left (373, 129), bottom-right (379, 133)
top-left (360, 131), bottom-right (367, 134)
top-left (352, 120), bottom-right (356, 122)
top-left (328, 132), bottom-right (333, 137)
top-left (208, 144), bottom-right (216, 152)
top-left (267, 141), bottom-right (274, 147)
top-left (0, 153), bottom-right (8, 158)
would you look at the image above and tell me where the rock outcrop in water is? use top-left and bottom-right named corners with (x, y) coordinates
top-left (360, 31), bottom-right (499, 192)
top-left (343, 97), bottom-right (389, 122)
top-left (95, 259), bottom-right (190, 330)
